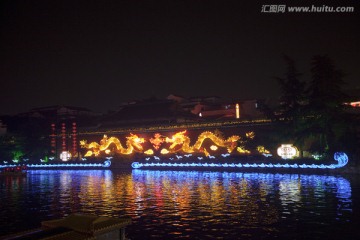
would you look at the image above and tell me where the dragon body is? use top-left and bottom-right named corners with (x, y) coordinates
top-left (79, 130), bottom-right (265, 157)
top-left (165, 130), bottom-right (240, 156)
top-left (80, 134), bottom-right (145, 157)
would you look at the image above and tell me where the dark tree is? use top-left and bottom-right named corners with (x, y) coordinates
top-left (277, 55), bottom-right (306, 121)
top-left (309, 55), bottom-right (346, 109)
top-left (306, 55), bottom-right (350, 154)
top-left (275, 56), bottom-right (308, 152)
top-left (0, 115), bottom-right (50, 162)
top-left (273, 55), bottom-right (357, 160)
top-left (258, 56), bottom-right (304, 123)
top-left (0, 134), bottom-right (26, 163)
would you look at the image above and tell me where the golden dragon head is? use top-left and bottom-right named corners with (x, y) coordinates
top-left (79, 140), bottom-right (87, 148)
top-left (166, 130), bottom-right (187, 143)
top-left (165, 130), bottom-right (189, 149)
top-left (126, 133), bottom-right (145, 151)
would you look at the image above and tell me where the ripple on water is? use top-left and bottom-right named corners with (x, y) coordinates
top-left (0, 170), bottom-right (357, 239)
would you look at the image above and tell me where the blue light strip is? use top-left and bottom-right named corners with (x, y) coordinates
top-left (131, 152), bottom-right (348, 170)
top-left (0, 160), bottom-right (111, 169)
top-left (0, 164), bottom-right (17, 168)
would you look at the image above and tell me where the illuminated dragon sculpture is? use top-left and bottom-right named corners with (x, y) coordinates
top-left (164, 130), bottom-right (240, 156)
top-left (80, 134), bottom-right (145, 157)
top-left (79, 131), bottom-right (268, 157)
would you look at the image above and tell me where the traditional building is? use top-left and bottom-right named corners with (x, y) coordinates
top-left (17, 105), bottom-right (100, 121)
top-left (168, 94), bottom-right (264, 120)
top-left (96, 97), bottom-right (197, 130)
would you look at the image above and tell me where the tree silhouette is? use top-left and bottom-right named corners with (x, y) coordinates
top-left (305, 55), bottom-right (349, 154)
top-left (275, 56), bottom-right (308, 153)
top-left (276, 55), bottom-right (306, 121)
top-left (273, 55), bottom-right (357, 159)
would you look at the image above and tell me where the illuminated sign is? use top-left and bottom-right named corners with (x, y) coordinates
top-left (60, 151), bottom-right (71, 161)
top-left (277, 144), bottom-right (299, 159)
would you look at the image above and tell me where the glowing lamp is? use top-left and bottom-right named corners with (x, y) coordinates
top-left (60, 151), bottom-right (72, 161)
top-left (210, 145), bottom-right (218, 151)
top-left (235, 103), bottom-right (240, 119)
top-left (277, 144), bottom-right (299, 159)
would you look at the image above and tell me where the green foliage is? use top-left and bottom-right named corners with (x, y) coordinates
top-left (11, 150), bottom-right (24, 162)
top-left (0, 135), bottom-right (25, 162)
top-left (42, 155), bottom-right (49, 163)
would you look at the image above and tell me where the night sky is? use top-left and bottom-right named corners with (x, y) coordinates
top-left (1, 0), bottom-right (359, 115)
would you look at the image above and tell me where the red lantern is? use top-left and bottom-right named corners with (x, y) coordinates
top-left (72, 122), bottom-right (77, 156)
top-left (50, 123), bottom-right (56, 154)
top-left (61, 123), bottom-right (66, 151)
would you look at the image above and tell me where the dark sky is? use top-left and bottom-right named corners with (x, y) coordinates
top-left (1, 0), bottom-right (359, 115)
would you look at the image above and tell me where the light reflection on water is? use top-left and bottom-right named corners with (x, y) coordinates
top-left (0, 170), bottom-right (355, 239)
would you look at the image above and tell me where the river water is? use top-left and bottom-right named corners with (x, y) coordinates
top-left (0, 169), bottom-right (359, 239)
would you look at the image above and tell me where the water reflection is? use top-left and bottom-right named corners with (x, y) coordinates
top-left (130, 171), bottom-right (352, 225)
top-left (0, 170), bottom-right (354, 239)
